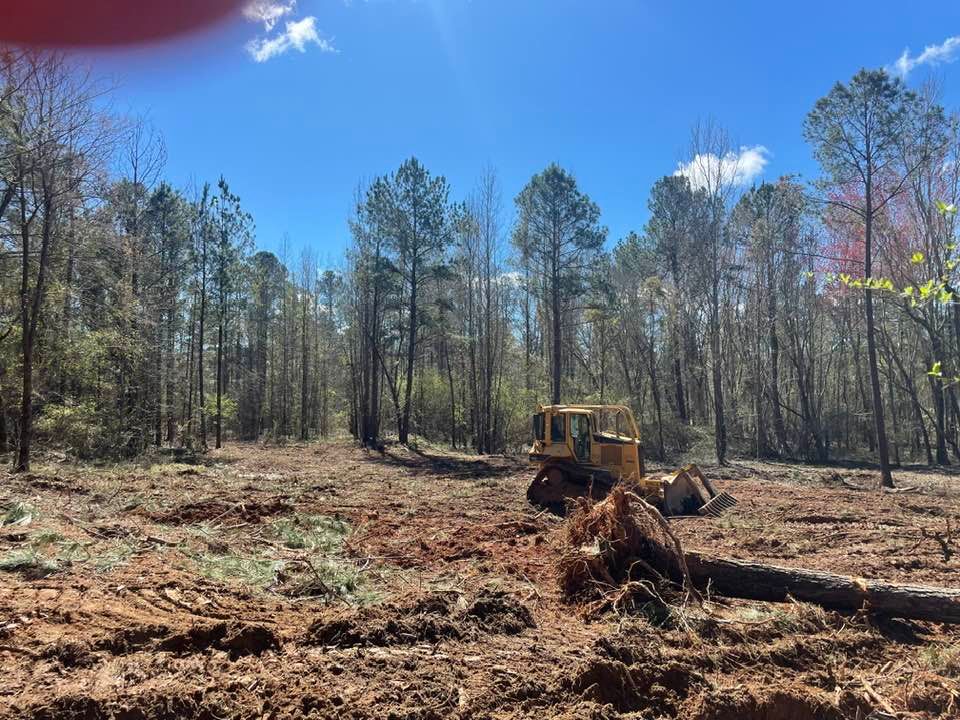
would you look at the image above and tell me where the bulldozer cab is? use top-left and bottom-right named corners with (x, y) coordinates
top-left (529, 404), bottom-right (645, 482)
top-left (570, 413), bottom-right (591, 462)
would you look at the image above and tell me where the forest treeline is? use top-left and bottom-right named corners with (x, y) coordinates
top-left (1, 50), bottom-right (959, 481)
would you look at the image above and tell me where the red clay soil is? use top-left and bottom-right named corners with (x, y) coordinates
top-left (1, 442), bottom-right (958, 719)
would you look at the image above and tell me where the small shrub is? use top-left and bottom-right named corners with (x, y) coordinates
top-left (30, 530), bottom-right (64, 547)
top-left (277, 557), bottom-right (364, 600)
top-left (0, 548), bottom-right (60, 578)
top-left (195, 551), bottom-right (282, 587)
top-left (921, 644), bottom-right (960, 677)
top-left (92, 539), bottom-right (138, 572)
top-left (271, 515), bottom-right (350, 552)
top-left (35, 400), bottom-right (110, 459)
top-left (1, 502), bottom-right (35, 527)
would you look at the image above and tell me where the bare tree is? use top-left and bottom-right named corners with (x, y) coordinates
top-left (299, 248), bottom-right (316, 441)
top-left (4, 53), bottom-right (114, 471)
top-left (681, 120), bottom-right (744, 464)
top-left (194, 184), bottom-right (211, 450)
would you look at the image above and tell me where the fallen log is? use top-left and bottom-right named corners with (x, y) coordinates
top-left (685, 552), bottom-right (960, 624)
top-left (558, 486), bottom-right (960, 624)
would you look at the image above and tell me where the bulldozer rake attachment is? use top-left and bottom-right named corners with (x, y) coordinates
top-left (658, 464), bottom-right (738, 517)
top-left (699, 491), bottom-right (738, 517)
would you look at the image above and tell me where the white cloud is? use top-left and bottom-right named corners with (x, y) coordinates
top-left (245, 16), bottom-right (337, 63)
top-left (674, 145), bottom-right (769, 191)
top-left (892, 36), bottom-right (960, 78)
top-left (497, 271), bottom-right (522, 288)
top-left (243, 1), bottom-right (297, 31)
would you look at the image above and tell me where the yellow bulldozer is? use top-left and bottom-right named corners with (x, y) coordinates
top-left (526, 404), bottom-right (736, 516)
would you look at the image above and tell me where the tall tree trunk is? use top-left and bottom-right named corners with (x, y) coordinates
top-left (185, 290), bottom-right (197, 445)
top-left (909, 373), bottom-right (934, 466)
top-left (215, 314), bottom-right (223, 449)
top-left (15, 187), bottom-right (53, 473)
top-left (864, 176), bottom-right (894, 488)
top-left (710, 220), bottom-right (727, 465)
top-left (155, 318), bottom-right (163, 447)
top-left (198, 261), bottom-right (208, 449)
top-left (931, 372), bottom-right (949, 465)
top-left (753, 276), bottom-right (769, 457)
top-left (672, 332), bottom-right (687, 425)
top-left (323, 281), bottom-right (335, 438)
top-left (281, 283), bottom-right (289, 437)
top-left (15, 332), bottom-right (34, 473)
top-left (883, 331), bottom-right (933, 466)
top-left (399, 261), bottom-right (418, 444)
top-left (851, 316), bottom-right (874, 452)
top-left (710, 306), bottom-right (727, 464)
top-left (466, 267), bottom-right (479, 452)
top-left (482, 241), bottom-right (494, 453)
top-left (59, 219), bottom-right (74, 399)
top-left (523, 259), bottom-right (532, 395)
top-left (256, 285), bottom-right (268, 439)
top-left (885, 363), bottom-right (900, 467)
top-left (165, 289), bottom-right (177, 443)
top-left (668, 252), bottom-right (688, 424)
top-left (300, 286), bottom-right (309, 441)
top-left (766, 272), bottom-right (790, 456)
top-left (445, 337), bottom-right (457, 448)
top-left (648, 353), bottom-right (665, 461)
top-left (551, 260), bottom-right (562, 404)
top-left (0, 379), bottom-right (6, 454)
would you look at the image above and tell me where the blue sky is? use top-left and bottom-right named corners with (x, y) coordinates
top-left (83, 1), bottom-right (960, 264)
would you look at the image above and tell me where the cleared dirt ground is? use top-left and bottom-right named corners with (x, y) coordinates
top-left (1, 442), bottom-right (959, 719)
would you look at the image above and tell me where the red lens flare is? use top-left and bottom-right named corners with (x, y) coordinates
top-left (0, 0), bottom-right (245, 47)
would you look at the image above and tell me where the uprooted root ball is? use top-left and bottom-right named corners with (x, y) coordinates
top-left (557, 486), bottom-right (691, 617)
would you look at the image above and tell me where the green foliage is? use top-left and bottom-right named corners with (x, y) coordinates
top-left (497, 377), bottom-right (544, 452)
top-left (805, 69), bottom-right (929, 185)
top-left (35, 400), bottom-right (111, 459)
top-left (646, 175), bottom-right (705, 264)
top-left (0, 548), bottom-right (60, 578)
top-left (270, 514), bottom-right (350, 552)
top-left (936, 200), bottom-right (958, 216)
top-left (920, 644), bottom-right (960, 677)
top-left (281, 558), bottom-right (365, 600)
top-left (369, 157), bottom-right (451, 262)
top-left (91, 540), bottom-right (138, 572)
top-left (513, 164), bottom-right (607, 278)
top-left (413, 367), bottom-right (461, 442)
top-left (640, 416), bottom-right (697, 460)
top-left (56, 329), bottom-right (142, 395)
top-left (205, 394), bottom-right (239, 427)
top-left (824, 271), bottom-right (952, 308)
top-left (195, 551), bottom-right (281, 587)
top-left (1, 502), bottom-right (35, 526)
top-left (0, 525), bottom-right (136, 575)
top-left (192, 514), bottom-right (363, 601)
top-left (29, 530), bottom-right (64, 546)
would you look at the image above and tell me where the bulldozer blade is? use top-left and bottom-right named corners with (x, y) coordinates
top-left (698, 491), bottom-right (737, 517)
